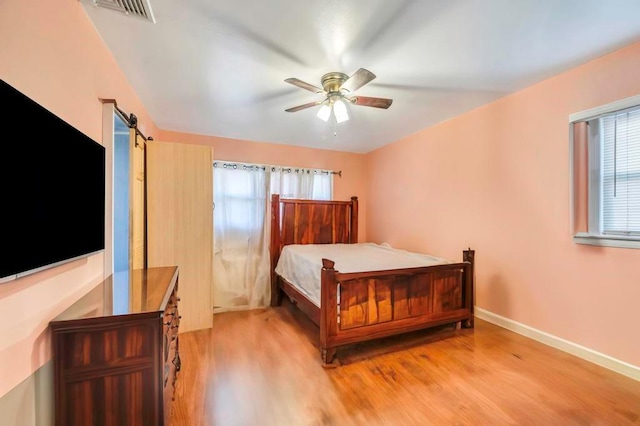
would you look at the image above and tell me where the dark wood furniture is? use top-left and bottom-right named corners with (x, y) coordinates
top-left (270, 194), bottom-right (475, 365)
top-left (50, 266), bottom-right (181, 426)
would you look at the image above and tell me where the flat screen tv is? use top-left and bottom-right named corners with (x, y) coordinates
top-left (0, 79), bottom-right (105, 282)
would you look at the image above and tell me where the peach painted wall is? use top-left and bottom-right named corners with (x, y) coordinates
top-left (366, 41), bottom-right (640, 367)
top-left (0, 0), bottom-right (158, 400)
top-left (158, 130), bottom-right (368, 240)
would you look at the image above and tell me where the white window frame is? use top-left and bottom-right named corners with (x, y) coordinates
top-left (569, 93), bottom-right (640, 249)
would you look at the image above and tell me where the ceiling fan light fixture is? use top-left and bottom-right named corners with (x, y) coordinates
top-left (333, 99), bottom-right (349, 123)
top-left (316, 104), bottom-right (331, 122)
top-left (285, 68), bottom-right (391, 123)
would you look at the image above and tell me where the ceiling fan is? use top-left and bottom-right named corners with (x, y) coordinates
top-left (284, 68), bottom-right (393, 123)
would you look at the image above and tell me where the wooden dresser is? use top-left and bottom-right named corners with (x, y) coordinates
top-left (50, 266), bottom-right (180, 426)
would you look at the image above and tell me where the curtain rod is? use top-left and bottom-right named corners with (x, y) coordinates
top-left (213, 161), bottom-right (341, 177)
top-left (99, 98), bottom-right (153, 144)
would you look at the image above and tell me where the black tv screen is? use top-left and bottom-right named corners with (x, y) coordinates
top-left (0, 79), bottom-right (105, 282)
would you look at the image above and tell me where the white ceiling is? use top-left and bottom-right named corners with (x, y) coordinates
top-left (81, 0), bottom-right (640, 153)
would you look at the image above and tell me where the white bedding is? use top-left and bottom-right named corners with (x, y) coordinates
top-left (274, 243), bottom-right (452, 307)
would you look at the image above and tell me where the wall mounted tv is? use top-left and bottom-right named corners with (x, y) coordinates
top-left (0, 79), bottom-right (105, 283)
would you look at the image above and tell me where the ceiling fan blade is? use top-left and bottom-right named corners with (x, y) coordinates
top-left (340, 68), bottom-right (376, 93)
top-left (349, 96), bottom-right (393, 109)
top-left (284, 78), bottom-right (324, 94)
top-left (285, 100), bottom-right (324, 112)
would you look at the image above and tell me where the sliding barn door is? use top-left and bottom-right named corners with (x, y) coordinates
top-left (146, 140), bottom-right (214, 332)
top-left (130, 129), bottom-right (146, 270)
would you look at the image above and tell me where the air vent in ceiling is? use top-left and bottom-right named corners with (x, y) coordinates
top-left (90, 0), bottom-right (156, 23)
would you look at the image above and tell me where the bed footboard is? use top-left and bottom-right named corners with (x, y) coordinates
top-left (320, 249), bottom-right (475, 365)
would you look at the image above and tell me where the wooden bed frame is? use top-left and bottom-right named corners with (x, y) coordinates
top-left (270, 194), bottom-right (475, 365)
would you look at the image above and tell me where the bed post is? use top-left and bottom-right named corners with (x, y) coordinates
top-left (349, 196), bottom-right (358, 243)
top-left (462, 247), bottom-right (475, 328)
top-left (270, 194), bottom-right (282, 307)
top-left (320, 258), bottom-right (338, 366)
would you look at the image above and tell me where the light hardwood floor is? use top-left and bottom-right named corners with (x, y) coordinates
top-left (170, 299), bottom-right (640, 425)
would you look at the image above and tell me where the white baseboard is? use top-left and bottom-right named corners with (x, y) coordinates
top-left (474, 307), bottom-right (640, 382)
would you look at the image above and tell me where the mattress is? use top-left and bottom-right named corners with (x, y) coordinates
top-left (274, 243), bottom-right (452, 307)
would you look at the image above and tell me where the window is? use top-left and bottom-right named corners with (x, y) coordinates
top-left (214, 163), bottom-right (268, 234)
top-left (601, 109), bottom-right (640, 235)
top-left (570, 95), bottom-right (640, 248)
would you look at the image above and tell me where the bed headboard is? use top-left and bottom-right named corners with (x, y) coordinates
top-left (270, 194), bottom-right (358, 304)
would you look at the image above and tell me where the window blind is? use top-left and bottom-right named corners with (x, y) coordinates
top-left (601, 108), bottom-right (640, 236)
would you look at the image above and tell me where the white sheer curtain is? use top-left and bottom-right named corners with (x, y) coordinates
top-left (213, 163), bottom-right (271, 312)
top-left (270, 167), bottom-right (333, 200)
top-left (213, 162), bottom-right (333, 312)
